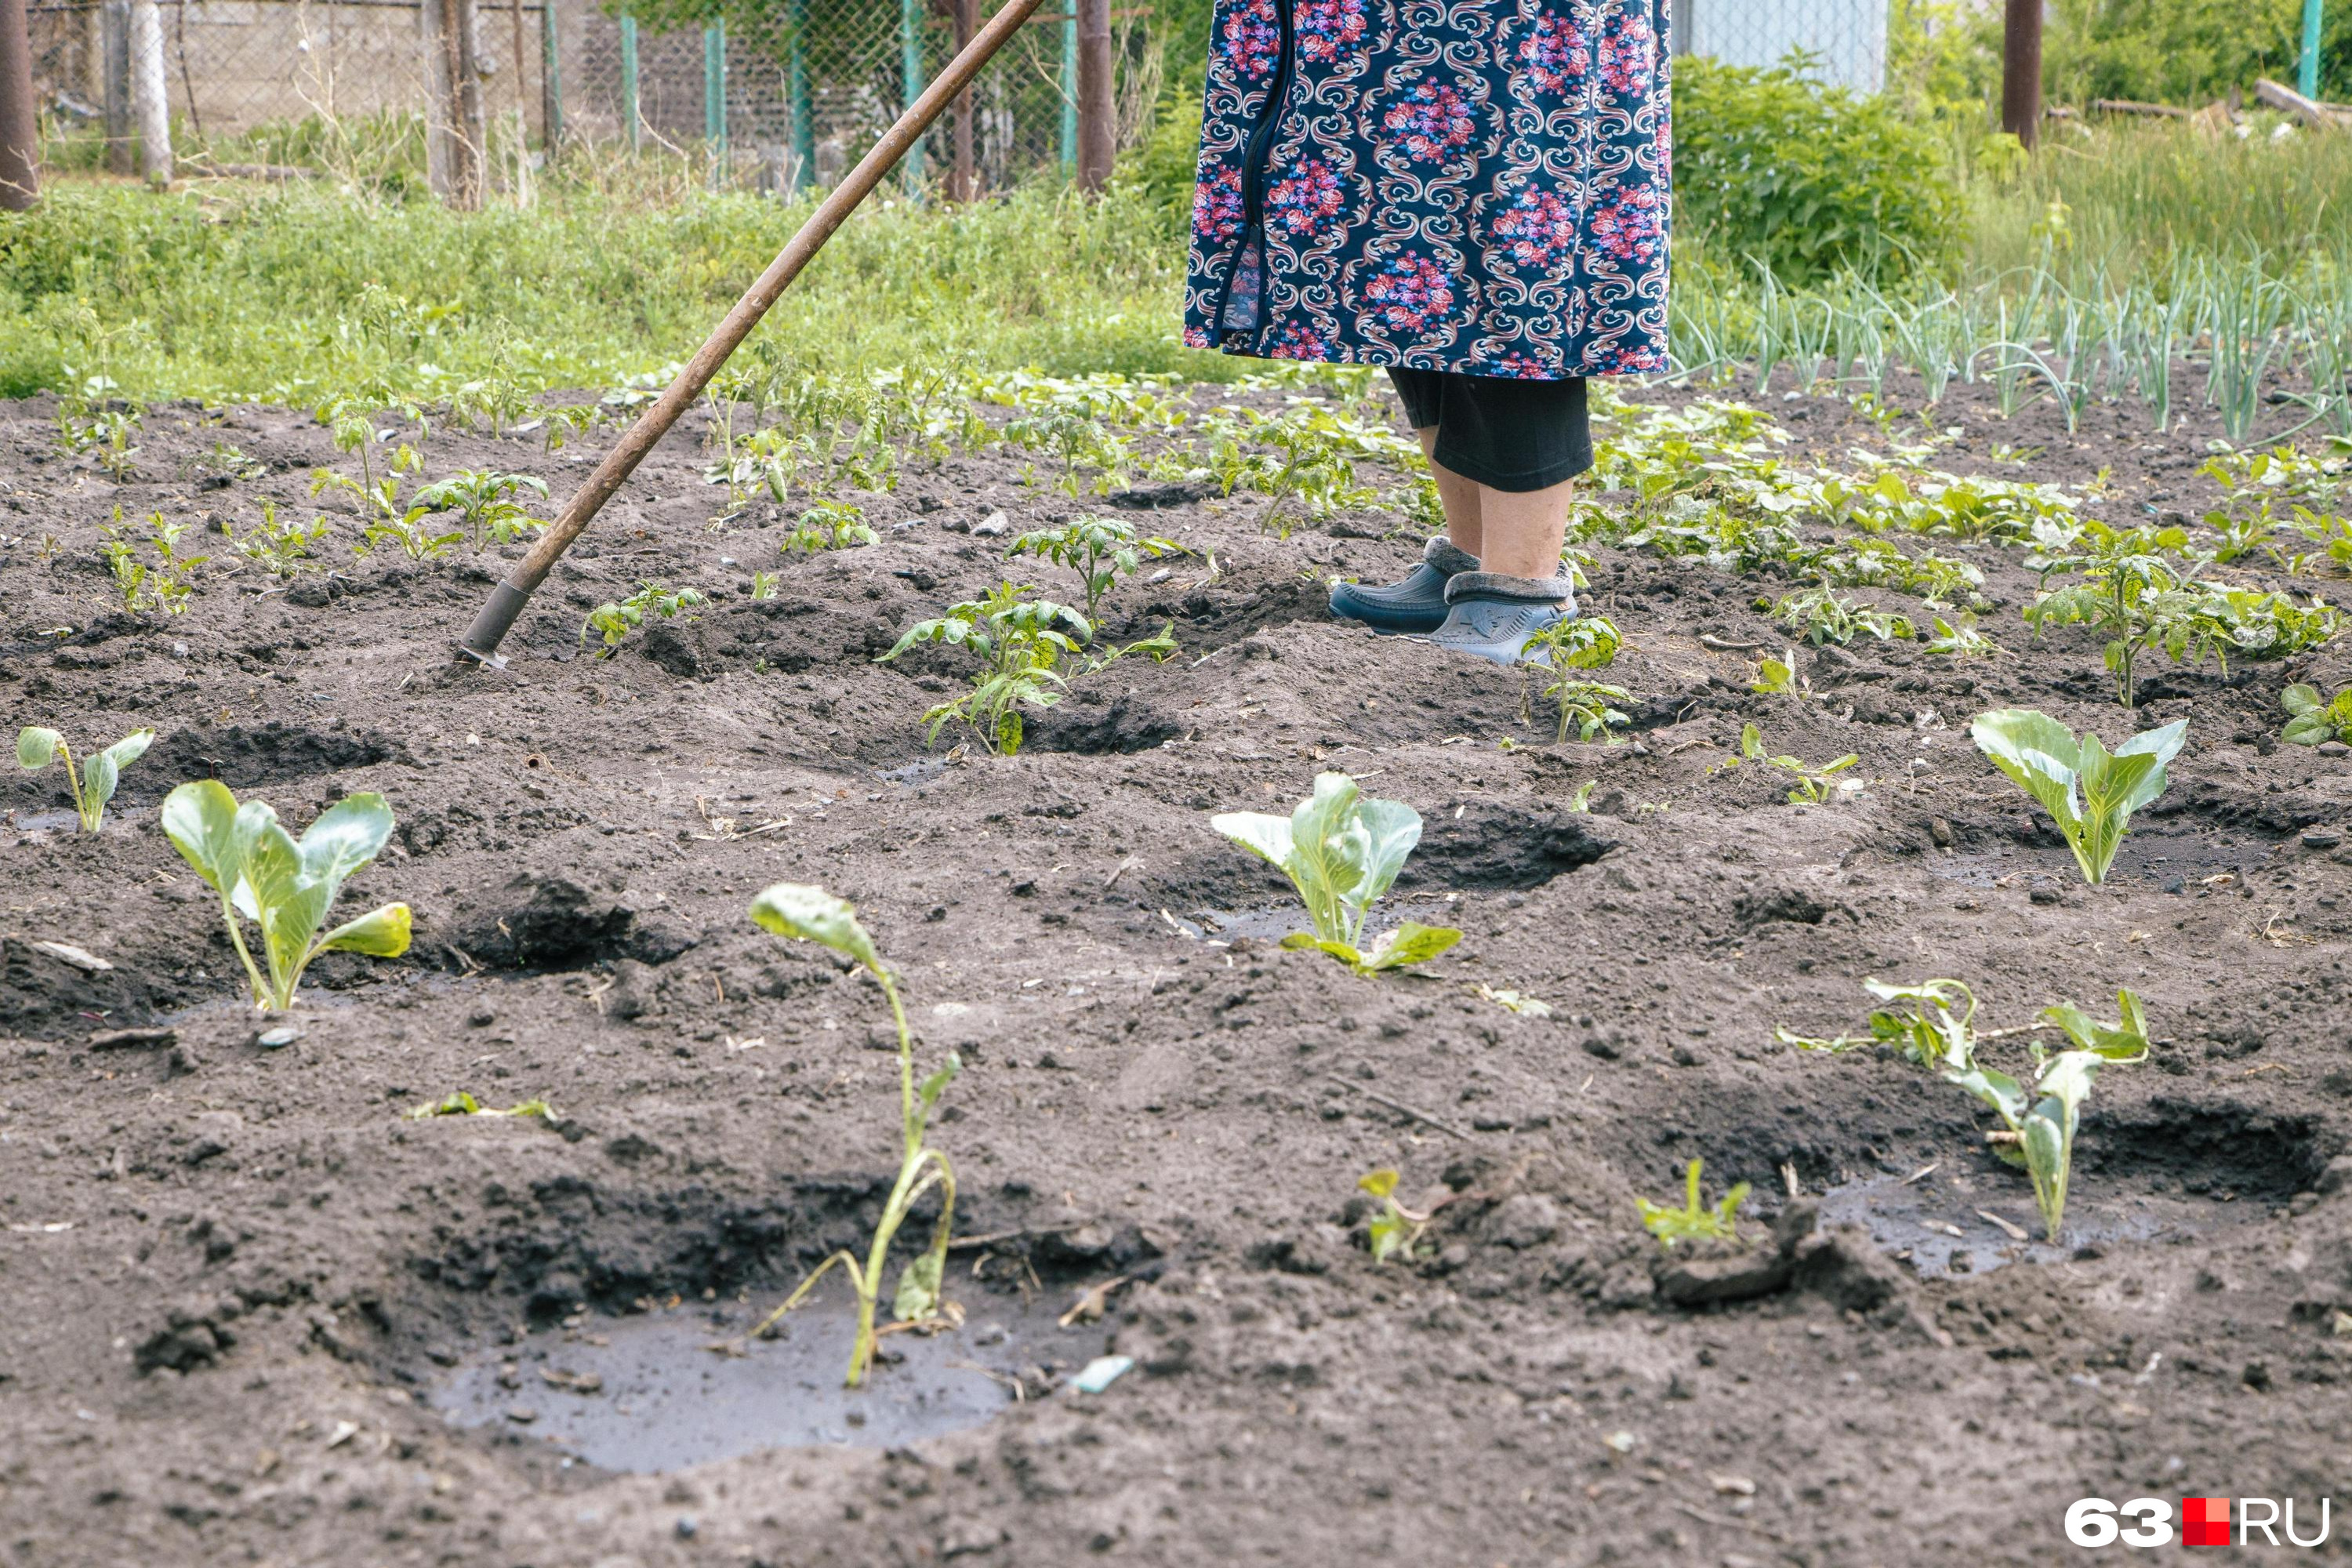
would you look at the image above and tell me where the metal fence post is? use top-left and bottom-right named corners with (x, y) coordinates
top-left (542, 0), bottom-right (564, 152)
top-left (619, 12), bottom-right (637, 152)
top-left (788, 0), bottom-right (811, 192)
top-left (1059, 1), bottom-right (1075, 180)
top-left (703, 19), bottom-right (725, 180)
top-left (900, 0), bottom-right (924, 191)
top-left (101, 0), bottom-right (130, 175)
top-left (2301, 0), bottom-right (2327, 100)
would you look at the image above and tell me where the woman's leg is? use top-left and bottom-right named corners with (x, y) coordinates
top-left (1418, 429), bottom-right (1484, 558)
top-left (1465, 470), bottom-right (1573, 580)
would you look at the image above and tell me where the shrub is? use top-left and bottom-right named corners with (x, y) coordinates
top-left (1672, 54), bottom-right (1963, 283)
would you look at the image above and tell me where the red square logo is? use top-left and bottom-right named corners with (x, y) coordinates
top-left (2183, 1497), bottom-right (2231, 1546)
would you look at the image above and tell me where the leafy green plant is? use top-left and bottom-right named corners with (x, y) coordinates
top-left (1007, 515), bottom-right (1178, 622)
top-left (234, 501), bottom-right (332, 580)
top-left (880, 584), bottom-right (1174, 755)
top-left (1002, 407), bottom-right (1132, 497)
top-left (1729, 722), bottom-right (1863, 804)
top-left (1922, 612), bottom-right (2002, 659)
top-left (746, 884), bottom-right (959, 1388)
top-left (159, 782), bottom-right (412, 1014)
top-left (1773, 583), bottom-right (1915, 647)
top-left (99, 509), bottom-right (205, 615)
top-left (1358, 1169), bottom-right (1432, 1263)
top-left (412, 470), bottom-right (548, 550)
top-left (1970, 709), bottom-right (2185, 885)
top-left (1749, 647), bottom-right (1817, 699)
top-left (1638, 1159), bottom-right (1750, 1250)
top-left (1210, 771), bottom-right (1461, 976)
top-left (2283, 682), bottom-right (2352, 746)
top-left (750, 570), bottom-right (781, 601)
top-left (405, 1092), bottom-right (561, 1122)
top-left (1520, 616), bottom-right (1628, 742)
top-left (16, 726), bottom-right (153, 831)
top-left (1784, 978), bottom-right (2151, 1240)
top-left (782, 499), bottom-right (877, 555)
top-left (354, 509), bottom-right (464, 562)
top-left (582, 581), bottom-right (705, 656)
top-left (60, 405), bottom-right (142, 480)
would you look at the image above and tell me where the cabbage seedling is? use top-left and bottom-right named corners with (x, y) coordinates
top-left (1639, 1160), bottom-right (1748, 1249)
top-left (2282, 683), bottom-right (2352, 746)
top-left (16, 726), bottom-right (153, 831)
top-left (1212, 771), bottom-right (1461, 975)
top-left (1727, 723), bottom-right (1861, 804)
top-left (1970, 709), bottom-right (2185, 885)
top-left (159, 782), bottom-right (412, 1013)
top-left (746, 884), bottom-right (959, 1388)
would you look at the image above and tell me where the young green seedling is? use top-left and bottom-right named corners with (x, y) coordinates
top-left (405, 1093), bottom-right (561, 1122)
top-left (1211, 771), bottom-right (1461, 976)
top-left (1728, 722), bottom-right (1861, 804)
top-left (1786, 978), bottom-right (2149, 1240)
top-left (234, 501), bottom-right (332, 580)
top-left (1520, 617), bottom-right (1628, 742)
top-left (1358, 1169), bottom-right (1432, 1263)
top-left (582, 582), bottom-right (705, 656)
top-left (100, 509), bottom-right (206, 615)
top-left (2282, 683), bottom-right (2352, 747)
top-left (746, 884), bottom-right (959, 1388)
top-left (16, 726), bottom-right (153, 831)
top-left (1007, 515), bottom-right (1179, 622)
top-left (1970, 709), bottom-right (2185, 885)
top-left (159, 782), bottom-right (412, 1014)
top-left (782, 500), bottom-right (877, 555)
top-left (1638, 1159), bottom-right (1749, 1249)
top-left (880, 584), bottom-right (1175, 755)
top-left (412, 470), bottom-right (548, 550)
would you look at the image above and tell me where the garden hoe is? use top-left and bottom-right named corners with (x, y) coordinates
top-left (453, 0), bottom-right (1051, 669)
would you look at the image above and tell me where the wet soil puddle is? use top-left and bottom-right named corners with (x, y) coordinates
top-left (1821, 1173), bottom-right (2226, 1279)
top-left (432, 1294), bottom-right (1077, 1471)
top-left (1932, 819), bottom-right (2268, 890)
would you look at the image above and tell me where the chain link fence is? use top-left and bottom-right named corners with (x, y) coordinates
top-left (1681, 0), bottom-right (1889, 95)
top-left (22, 0), bottom-right (1158, 191)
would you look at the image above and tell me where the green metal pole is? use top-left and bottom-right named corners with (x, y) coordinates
top-left (2300, 0), bottom-right (2326, 100)
top-left (542, 0), bottom-right (564, 151)
top-left (1059, 3), bottom-right (1076, 179)
top-left (900, 0), bottom-right (924, 191)
top-left (619, 13), bottom-right (638, 152)
top-left (788, 0), bottom-right (811, 193)
top-left (705, 20), bottom-right (727, 183)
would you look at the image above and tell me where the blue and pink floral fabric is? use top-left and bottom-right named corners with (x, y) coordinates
top-left (1184, 0), bottom-right (1672, 379)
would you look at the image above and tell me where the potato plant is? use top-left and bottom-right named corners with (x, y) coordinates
top-left (1970, 709), bottom-right (2184, 884)
top-left (1212, 771), bottom-right (1461, 976)
top-left (746, 884), bottom-right (959, 1388)
top-left (160, 783), bottom-right (412, 1014)
top-left (16, 726), bottom-right (153, 831)
top-left (782, 500), bottom-right (876, 555)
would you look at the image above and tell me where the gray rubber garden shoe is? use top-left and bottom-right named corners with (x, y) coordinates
top-left (1422, 570), bottom-right (1578, 666)
top-left (1328, 537), bottom-right (1478, 635)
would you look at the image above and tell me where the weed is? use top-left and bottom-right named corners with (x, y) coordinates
top-left (582, 582), bottom-right (704, 657)
top-left (2282, 683), bottom-right (2352, 746)
top-left (412, 470), bottom-right (548, 550)
top-left (1969, 709), bottom-right (2186, 885)
top-left (1728, 722), bottom-right (1863, 804)
top-left (160, 782), bottom-right (412, 1014)
top-left (1211, 771), bottom-right (1461, 976)
top-left (880, 584), bottom-right (1174, 755)
top-left (1638, 1159), bottom-right (1749, 1249)
top-left (16, 726), bottom-right (153, 832)
top-left (1007, 515), bottom-right (1179, 622)
top-left (99, 508), bottom-right (206, 615)
top-left (233, 501), bottom-right (332, 580)
top-left (746, 884), bottom-right (959, 1388)
top-left (1358, 1169), bottom-right (1432, 1263)
top-left (782, 500), bottom-right (876, 555)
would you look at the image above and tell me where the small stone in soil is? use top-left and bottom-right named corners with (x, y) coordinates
top-left (253, 1026), bottom-right (302, 1050)
top-left (2303, 826), bottom-right (2343, 849)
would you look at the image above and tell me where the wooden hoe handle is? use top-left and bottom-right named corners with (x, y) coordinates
top-left (456, 0), bottom-right (1052, 666)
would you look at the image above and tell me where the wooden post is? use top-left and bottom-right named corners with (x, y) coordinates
top-left (0, 0), bottom-right (37, 210)
top-left (1076, 0), bottom-right (1110, 191)
top-left (2002, 0), bottom-right (2042, 150)
top-left (424, 0), bottom-right (482, 206)
top-left (129, 0), bottom-right (170, 186)
top-left (949, 0), bottom-right (975, 201)
top-left (456, 0), bottom-right (487, 197)
top-left (103, 0), bottom-right (132, 174)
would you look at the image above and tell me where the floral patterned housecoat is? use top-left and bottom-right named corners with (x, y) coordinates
top-left (1183, 0), bottom-right (1672, 379)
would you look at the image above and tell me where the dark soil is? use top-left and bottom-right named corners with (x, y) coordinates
top-left (3, 371), bottom-right (2350, 1568)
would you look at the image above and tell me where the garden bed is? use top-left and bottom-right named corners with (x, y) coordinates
top-left (4, 368), bottom-right (2351, 1566)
